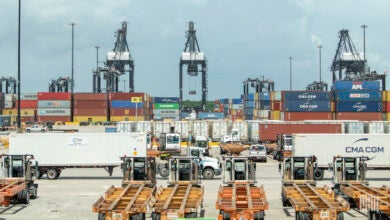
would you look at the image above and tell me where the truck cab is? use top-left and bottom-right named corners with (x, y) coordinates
top-left (25, 124), bottom-right (48, 133)
top-left (158, 133), bottom-right (181, 151)
top-left (274, 134), bottom-right (292, 161)
top-left (182, 147), bottom-right (221, 180)
top-left (193, 136), bottom-right (209, 156)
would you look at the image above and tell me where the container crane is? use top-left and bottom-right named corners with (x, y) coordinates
top-left (306, 81), bottom-right (328, 91)
top-left (48, 77), bottom-right (72, 92)
top-left (179, 21), bottom-right (208, 110)
top-left (243, 77), bottom-right (274, 94)
top-left (93, 21), bottom-right (134, 93)
top-left (0, 77), bottom-right (17, 94)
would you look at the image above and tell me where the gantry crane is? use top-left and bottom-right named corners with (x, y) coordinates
top-left (179, 21), bottom-right (208, 110)
top-left (93, 21), bottom-right (134, 93)
top-left (331, 29), bottom-right (386, 90)
top-left (306, 81), bottom-right (328, 91)
top-left (48, 77), bottom-right (72, 92)
top-left (0, 77), bottom-right (17, 94)
top-left (243, 77), bottom-right (274, 94)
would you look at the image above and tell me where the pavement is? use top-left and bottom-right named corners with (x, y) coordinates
top-left (0, 147), bottom-right (389, 219)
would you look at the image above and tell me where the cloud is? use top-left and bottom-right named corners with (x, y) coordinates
top-left (310, 34), bottom-right (322, 46)
top-left (294, 0), bottom-right (316, 14)
top-left (367, 52), bottom-right (390, 73)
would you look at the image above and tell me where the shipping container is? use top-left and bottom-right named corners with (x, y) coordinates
top-left (111, 100), bottom-right (144, 108)
top-left (133, 121), bottom-right (153, 133)
top-left (281, 112), bottom-right (333, 121)
top-left (153, 115), bottom-right (180, 121)
top-left (259, 122), bottom-right (343, 141)
top-left (198, 112), bottom-right (224, 120)
top-left (193, 121), bottom-right (209, 138)
top-left (210, 120), bottom-right (228, 141)
top-left (333, 80), bottom-right (380, 91)
top-left (283, 91), bottom-right (330, 101)
top-left (20, 116), bottom-right (36, 123)
top-left (366, 121), bottom-right (385, 134)
top-left (284, 101), bottom-right (331, 112)
top-left (231, 121), bottom-right (248, 141)
top-left (110, 108), bottom-right (144, 116)
top-left (0, 116), bottom-right (12, 127)
top-left (37, 116), bottom-right (71, 122)
top-left (152, 97), bottom-right (179, 103)
top-left (73, 116), bottom-right (107, 123)
top-left (16, 93), bottom-right (38, 100)
top-left (154, 122), bottom-right (171, 134)
top-left (4, 94), bottom-right (15, 102)
top-left (271, 101), bottom-right (281, 111)
top-left (270, 91), bottom-right (281, 101)
top-left (37, 92), bottom-right (71, 100)
top-left (334, 91), bottom-right (382, 101)
top-left (73, 93), bottom-right (107, 100)
top-left (259, 100), bottom-right (271, 110)
top-left (116, 121), bottom-right (133, 133)
top-left (336, 101), bottom-right (382, 112)
top-left (74, 108), bottom-right (107, 116)
top-left (38, 108), bottom-right (70, 116)
top-left (105, 127), bottom-right (117, 133)
top-left (2, 109), bottom-right (36, 116)
top-left (110, 116), bottom-right (145, 122)
top-left (344, 122), bottom-right (365, 134)
top-left (244, 101), bottom-right (255, 108)
top-left (174, 121), bottom-right (189, 139)
top-left (74, 100), bottom-right (107, 109)
top-left (230, 98), bottom-right (243, 104)
top-left (243, 93), bottom-right (255, 101)
top-left (247, 120), bottom-right (261, 142)
top-left (335, 112), bottom-right (383, 121)
top-left (15, 100), bottom-right (37, 108)
top-left (109, 92), bottom-right (145, 101)
top-left (153, 109), bottom-right (180, 114)
top-left (383, 91), bottom-right (390, 102)
top-left (3, 101), bottom-right (14, 109)
top-left (230, 104), bottom-right (243, 110)
top-left (38, 100), bottom-right (71, 108)
top-left (270, 111), bottom-right (280, 120)
top-left (383, 102), bottom-right (390, 112)
top-left (153, 103), bottom-right (179, 109)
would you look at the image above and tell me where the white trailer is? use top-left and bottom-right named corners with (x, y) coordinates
top-left (292, 133), bottom-right (390, 180)
top-left (9, 132), bottom-right (147, 179)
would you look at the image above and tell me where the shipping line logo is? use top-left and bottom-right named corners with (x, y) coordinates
top-left (67, 137), bottom-right (88, 147)
top-left (345, 138), bottom-right (384, 153)
top-left (352, 102), bottom-right (367, 112)
top-left (349, 93), bottom-right (370, 99)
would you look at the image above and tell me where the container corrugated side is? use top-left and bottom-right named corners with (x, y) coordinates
top-left (110, 116), bottom-right (145, 122)
top-left (210, 120), bottom-right (228, 140)
top-left (153, 103), bottom-right (179, 109)
top-left (231, 121), bottom-right (248, 141)
top-left (73, 93), bottom-right (107, 101)
top-left (74, 108), bottom-right (107, 116)
top-left (193, 121), bottom-right (209, 137)
top-left (247, 120), bottom-right (261, 141)
top-left (111, 100), bottom-right (144, 108)
top-left (335, 112), bottom-right (383, 121)
top-left (154, 122), bottom-right (171, 134)
top-left (74, 100), bottom-right (107, 109)
top-left (336, 101), bottom-right (382, 112)
top-left (271, 91), bottom-right (281, 101)
top-left (73, 116), bottom-right (107, 122)
top-left (344, 122), bottom-right (365, 134)
top-left (283, 91), bottom-right (330, 101)
top-left (284, 101), bottom-right (331, 112)
top-left (37, 92), bottom-right (71, 100)
top-left (281, 112), bottom-right (333, 121)
top-left (37, 116), bottom-right (71, 122)
top-left (333, 81), bottom-right (380, 91)
top-left (334, 91), bottom-right (382, 101)
top-left (174, 121), bottom-right (189, 139)
top-left (38, 100), bottom-right (71, 108)
top-left (366, 121), bottom-right (385, 134)
top-left (38, 108), bottom-right (71, 116)
top-left (153, 97), bottom-right (179, 103)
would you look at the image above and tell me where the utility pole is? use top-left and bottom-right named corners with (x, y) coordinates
top-left (70, 22), bottom-right (76, 122)
top-left (361, 24), bottom-right (367, 63)
top-left (289, 57), bottom-right (293, 91)
top-left (95, 46), bottom-right (99, 71)
top-left (17, 0), bottom-right (21, 132)
top-left (318, 45), bottom-right (322, 82)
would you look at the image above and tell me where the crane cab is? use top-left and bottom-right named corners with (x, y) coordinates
top-left (222, 156), bottom-right (256, 185)
top-left (168, 156), bottom-right (200, 186)
top-left (121, 156), bottom-right (157, 186)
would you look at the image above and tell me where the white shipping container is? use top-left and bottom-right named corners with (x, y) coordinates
top-left (345, 122), bottom-right (365, 134)
top-left (366, 121), bottom-right (385, 134)
top-left (37, 108), bottom-right (71, 116)
top-left (17, 93), bottom-right (38, 100)
top-left (174, 121), bottom-right (189, 139)
top-left (193, 121), bottom-right (208, 138)
top-left (247, 120), bottom-right (261, 142)
top-left (293, 134), bottom-right (390, 169)
top-left (9, 133), bottom-right (147, 166)
top-left (154, 122), bottom-right (171, 134)
top-left (3, 101), bottom-right (14, 109)
top-left (116, 121), bottom-right (133, 133)
top-left (4, 94), bottom-right (15, 102)
top-left (210, 120), bottom-right (228, 140)
top-left (231, 121), bottom-right (248, 141)
top-left (134, 121), bottom-right (152, 133)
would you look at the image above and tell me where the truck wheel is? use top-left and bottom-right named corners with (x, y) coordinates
top-left (254, 211), bottom-right (265, 220)
top-left (221, 211), bottom-right (230, 220)
top-left (47, 169), bottom-right (58, 180)
top-left (18, 189), bottom-right (30, 204)
top-left (97, 213), bottom-right (106, 220)
top-left (202, 168), bottom-right (214, 179)
top-left (41, 129), bottom-right (46, 133)
top-left (337, 212), bottom-right (344, 220)
top-left (151, 212), bottom-right (161, 220)
top-left (159, 167), bottom-right (169, 178)
top-left (313, 169), bottom-right (324, 180)
top-left (55, 169), bottom-right (61, 179)
top-left (30, 185), bottom-right (38, 199)
top-left (32, 169), bottom-right (41, 179)
top-left (26, 129), bottom-right (31, 133)
top-left (185, 212), bottom-right (197, 218)
top-left (131, 213), bottom-right (145, 220)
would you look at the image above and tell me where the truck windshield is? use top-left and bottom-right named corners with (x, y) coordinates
top-left (167, 135), bottom-right (180, 144)
top-left (285, 138), bottom-right (293, 145)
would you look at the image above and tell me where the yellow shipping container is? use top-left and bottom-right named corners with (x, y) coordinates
top-left (384, 113), bottom-right (390, 121)
top-left (254, 92), bottom-right (259, 101)
top-left (383, 91), bottom-right (390, 102)
top-left (2, 109), bottom-right (35, 116)
top-left (270, 110), bottom-right (280, 120)
top-left (73, 116), bottom-right (108, 123)
top-left (110, 116), bottom-right (145, 122)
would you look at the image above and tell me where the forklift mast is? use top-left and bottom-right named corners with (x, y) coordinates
top-left (222, 156), bottom-right (256, 185)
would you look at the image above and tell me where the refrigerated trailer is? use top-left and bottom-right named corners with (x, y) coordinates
top-left (292, 134), bottom-right (390, 180)
top-left (9, 132), bottom-right (147, 179)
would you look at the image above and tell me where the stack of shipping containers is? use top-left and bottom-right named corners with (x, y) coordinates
top-left (270, 91), bottom-right (281, 120)
top-left (243, 93), bottom-right (255, 120)
top-left (228, 98), bottom-right (243, 120)
top-left (37, 92), bottom-right (71, 122)
top-left (213, 100), bottom-right (224, 113)
top-left (73, 93), bottom-right (108, 123)
top-left (333, 81), bottom-right (382, 121)
top-left (281, 91), bottom-right (332, 121)
top-left (152, 97), bottom-right (180, 121)
top-left (109, 92), bottom-right (148, 122)
top-left (254, 92), bottom-right (271, 120)
top-left (384, 90), bottom-right (390, 121)
top-left (16, 93), bottom-right (37, 122)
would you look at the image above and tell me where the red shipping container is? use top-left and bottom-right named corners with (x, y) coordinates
top-left (259, 123), bottom-right (343, 141)
top-left (74, 108), bottom-right (107, 116)
top-left (335, 112), bottom-right (382, 121)
top-left (109, 92), bottom-right (145, 101)
top-left (383, 102), bottom-right (390, 112)
top-left (15, 100), bottom-right (37, 108)
top-left (74, 100), bottom-right (107, 109)
top-left (271, 101), bottom-right (281, 111)
top-left (282, 112), bottom-right (333, 121)
top-left (21, 116), bottom-right (36, 123)
top-left (38, 92), bottom-right (71, 100)
top-left (110, 108), bottom-right (145, 116)
top-left (73, 93), bottom-right (107, 101)
top-left (37, 116), bottom-right (71, 123)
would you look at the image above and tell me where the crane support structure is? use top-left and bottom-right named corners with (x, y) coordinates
top-left (93, 21), bottom-right (135, 93)
top-left (0, 77), bottom-right (17, 94)
top-left (243, 77), bottom-right (274, 94)
top-left (49, 77), bottom-right (72, 92)
top-left (179, 21), bottom-right (208, 109)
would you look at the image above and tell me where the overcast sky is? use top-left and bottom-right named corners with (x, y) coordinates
top-left (0, 0), bottom-right (389, 101)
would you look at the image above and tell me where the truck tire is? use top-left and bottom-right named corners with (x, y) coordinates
top-left (185, 212), bottom-right (197, 218)
top-left (313, 169), bottom-right (324, 180)
top-left (131, 213), bottom-right (145, 220)
top-left (41, 129), bottom-right (46, 133)
top-left (254, 211), bottom-right (265, 220)
top-left (159, 167), bottom-right (169, 178)
top-left (337, 212), bottom-right (344, 220)
top-left (26, 129), bottom-right (31, 133)
top-left (30, 185), bottom-right (38, 199)
top-left (97, 213), bottom-right (106, 220)
top-left (151, 212), bottom-right (161, 220)
top-left (18, 189), bottom-right (30, 204)
top-left (202, 168), bottom-right (214, 179)
top-left (47, 169), bottom-right (58, 180)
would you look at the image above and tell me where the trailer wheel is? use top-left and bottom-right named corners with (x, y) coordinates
top-left (202, 168), bottom-right (214, 179)
top-left (221, 211), bottom-right (230, 220)
top-left (254, 211), bottom-right (265, 220)
top-left (30, 185), bottom-right (37, 199)
top-left (159, 167), bottom-right (169, 178)
top-left (55, 169), bottom-right (61, 179)
top-left (313, 169), bottom-right (324, 180)
top-left (18, 189), bottom-right (30, 204)
top-left (47, 169), bottom-right (58, 180)
top-left (337, 212), bottom-right (344, 220)
top-left (131, 213), bottom-right (145, 220)
top-left (151, 212), bottom-right (160, 220)
top-left (185, 212), bottom-right (197, 218)
top-left (97, 213), bottom-right (106, 220)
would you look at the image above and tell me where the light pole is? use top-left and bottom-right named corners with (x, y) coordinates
top-left (289, 57), bottom-right (293, 91)
top-left (361, 24), bottom-right (367, 63)
top-left (95, 46), bottom-right (99, 71)
top-left (17, 0), bottom-right (21, 132)
top-left (70, 22), bottom-right (76, 122)
top-left (318, 45), bottom-right (322, 82)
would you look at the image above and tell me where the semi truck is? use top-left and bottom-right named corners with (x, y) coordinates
top-left (292, 134), bottom-right (390, 180)
top-left (9, 132), bottom-right (147, 179)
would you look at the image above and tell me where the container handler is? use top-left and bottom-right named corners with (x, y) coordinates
top-left (331, 156), bottom-right (390, 220)
top-left (216, 156), bottom-right (268, 220)
top-left (281, 156), bottom-right (349, 220)
top-left (150, 156), bottom-right (204, 219)
top-left (92, 156), bottom-right (157, 220)
top-left (0, 154), bottom-right (38, 206)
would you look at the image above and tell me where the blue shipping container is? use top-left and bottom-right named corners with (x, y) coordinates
top-left (258, 92), bottom-right (270, 100)
top-left (105, 127), bottom-right (117, 133)
top-left (153, 97), bottom-right (179, 103)
top-left (244, 93), bottom-right (255, 101)
top-left (333, 81), bottom-right (380, 91)
top-left (245, 101), bottom-right (255, 108)
top-left (231, 98), bottom-right (243, 104)
top-left (260, 100), bottom-right (271, 110)
top-left (336, 101), bottom-right (382, 112)
top-left (284, 101), bottom-right (331, 112)
top-left (0, 116), bottom-right (11, 127)
top-left (334, 91), bottom-right (382, 101)
top-left (111, 100), bottom-right (144, 108)
top-left (197, 112), bottom-right (224, 120)
top-left (284, 91), bottom-right (330, 101)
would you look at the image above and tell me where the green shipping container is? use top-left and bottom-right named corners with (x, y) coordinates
top-left (154, 103), bottom-right (179, 109)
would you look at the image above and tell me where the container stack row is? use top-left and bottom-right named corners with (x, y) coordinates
top-left (109, 92), bottom-right (150, 122)
top-left (3, 93), bottom-right (37, 123)
top-left (37, 92), bottom-right (71, 122)
top-left (73, 93), bottom-right (108, 123)
top-left (152, 97), bottom-right (180, 121)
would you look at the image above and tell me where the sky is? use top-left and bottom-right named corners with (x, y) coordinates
top-left (0, 0), bottom-right (389, 101)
